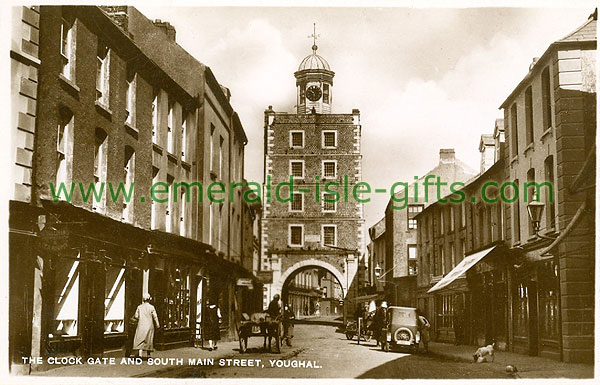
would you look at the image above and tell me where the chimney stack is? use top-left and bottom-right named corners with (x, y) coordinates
top-left (101, 6), bottom-right (129, 33)
top-left (153, 19), bottom-right (176, 42)
top-left (439, 149), bottom-right (456, 164)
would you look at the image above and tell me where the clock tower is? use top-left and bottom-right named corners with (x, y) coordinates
top-left (295, 30), bottom-right (334, 114)
top-left (261, 25), bottom-right (365, 312)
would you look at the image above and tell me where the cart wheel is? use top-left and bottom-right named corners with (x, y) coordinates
top-left (239, 336), bottom-right (247, 353)
top-left (345, 332), bottom-right (353, 340)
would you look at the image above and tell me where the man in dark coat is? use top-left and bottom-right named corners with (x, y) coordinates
top-left (267, 294), bottom-right (282, 319)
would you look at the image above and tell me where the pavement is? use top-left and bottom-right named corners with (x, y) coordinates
top-left (30, 319), bottom-right (594, 379)
top-left (426, 341), bottom-right (594, 378)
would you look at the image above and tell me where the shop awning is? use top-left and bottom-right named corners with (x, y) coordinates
top-left (427, 245), bottom-right (498, 293)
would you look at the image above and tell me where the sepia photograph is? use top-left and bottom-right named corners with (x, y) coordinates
top-left (4, 0), bottom-right (598, 382)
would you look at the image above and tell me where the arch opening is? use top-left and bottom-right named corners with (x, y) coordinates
top-left (281, 265), bottom-right (345, 319)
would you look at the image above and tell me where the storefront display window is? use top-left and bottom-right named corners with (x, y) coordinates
top-left (104, 266), bottom-right (126, 333)
top-left (166, 267), bottom-right (191, 329)
top-left (436, 294), bottom-right (454, 329)
top-left (513, 283), bottom-right (528, 337)
top-left (539, 261), bottom-right (559, 340)
top-left (51, 260), bottom-right (80, 337)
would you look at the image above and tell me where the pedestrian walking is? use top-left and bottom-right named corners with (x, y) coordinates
top-left (204, 299), bottom-right (222, 351)
top-left (132, 294), bottom-right (160, 359)
top-left (416, 308), bottom-right (431, 353)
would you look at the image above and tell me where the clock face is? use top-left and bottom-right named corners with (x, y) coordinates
top-left (306, 85), bottom-right (322, 102)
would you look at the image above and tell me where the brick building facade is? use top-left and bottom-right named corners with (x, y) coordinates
top-left (9, 6), bottom-right (261, 373)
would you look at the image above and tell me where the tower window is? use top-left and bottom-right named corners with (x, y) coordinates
top-left (290, 160), bottom-right (304, 179)
top-left (322, 193), bottom-right (337, 213)
top-left (323, 83), bottom-right (330, 104)
top-left (322, 130), bottom-right (337, 148)
top-left (322, 161), bottom-right (337, 179)
top-left (299, 85), bottom-right (305, 104)
top-left (290, 192), bottom-right (304, 212)
top-left (290, 131), bottom-right (304, 148)
top-left (322, 225), bottom-right (337, 247)
top-left (289, 225), bottom-right (304, 247)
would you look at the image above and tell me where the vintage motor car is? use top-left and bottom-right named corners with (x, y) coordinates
top-left (381, 306), bottom-right (420, 353)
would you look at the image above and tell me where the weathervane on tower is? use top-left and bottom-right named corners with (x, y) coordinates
top-left (309, 22), bottom-right (319, 52)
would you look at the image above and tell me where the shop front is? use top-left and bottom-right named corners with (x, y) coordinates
top-left (427, 244), bottom-right (511, 349)
top-left (511, 256), bottom-right (560, 359)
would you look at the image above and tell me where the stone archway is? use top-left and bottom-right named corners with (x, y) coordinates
top-left (272, 259), bottom-right (347, 299)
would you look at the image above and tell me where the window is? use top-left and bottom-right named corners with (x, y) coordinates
top-left (450, 206), bottom-right (455, 232)
top-left (209, 123), bottom-right (215, 171)
top-left (165, 266), bottom-right (190, 329)
top-left (439, 209), bottom-right (445, 234)
top-left (407, 204), bottom-right (423, 229)
top-left (167, 102), bottom-right (175, 154)
top-left (166, 175), bottom-right (174, 233)
top-left (322, 160), bottom-right (337, 178)
top-left (526, 169), bottom-right (536, 236)
top-left (542, 67), bottom-right (552, 130)
top-left (290, 160), bottom-right (304, 179)
top-left (290, 192), bottom-right (304, 212)
top-left (51, 260), bottom-right (80, 337)
top-left (122, 147), bottom-right (135, 223)
top-left (322, 225), bottom-right (337, 247)
top-left (104, 266), bottom-right (125, 334)
top-left (151, 167), bottom-right (159, 230)
top-left (60, 20), bottom-right (75, 80)
top-left (408, 245), bottom-right (417, 275)
top-left (299, 85), bottom-right (305, 104)
top-left (56, 108), bottom-right (73, 189)
top-left (513, 179), bottom-right (520, 243)
top-left (322, 193), bottom-right (337, 213)
top-left (525, 86), bottom-right (533, 145)
top-left (181, 113), bottom-right (188, 161)
top-left (322, 130), bottom-right (337, 148)
top-left (96, 43), bottom-right (110, 106)
top-left (544, 156), bottom-right (556, 230)
top-left (323, 83), bottom-right (330, 104)
top-left (510, 104), bottom-right (518, 157)
top-left (180, 189), bottom-right (187, 236)
top-left (93, 128), bottom-right (107, 212)
top-left (152, 92), bottom-right (158, 143)
top-left (289, 225), bottom-right (303, 247)
top-left (125, 71), bottom-right (136, 126)
top-left (513, 283), bottom-right (528, 337)
top-left (449, 241), bottom-right (455, 268)
top-left (290, 131), bottom-right (304, 148)
top-left (460, 201), bottom-right (466, 227)
top-left (218, 136), bottom-right (224, 179)
top-left (436, 294), bottom-right (454, 329)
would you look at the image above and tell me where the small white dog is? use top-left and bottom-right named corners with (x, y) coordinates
top-left (473, 343), bottom-right (495, 363)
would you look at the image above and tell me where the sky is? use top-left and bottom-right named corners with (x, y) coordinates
top-left (136, 5), bottom-right (594, 229)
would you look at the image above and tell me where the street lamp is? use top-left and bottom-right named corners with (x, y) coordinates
top-left (527, 199), bottom-right (557, 241)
